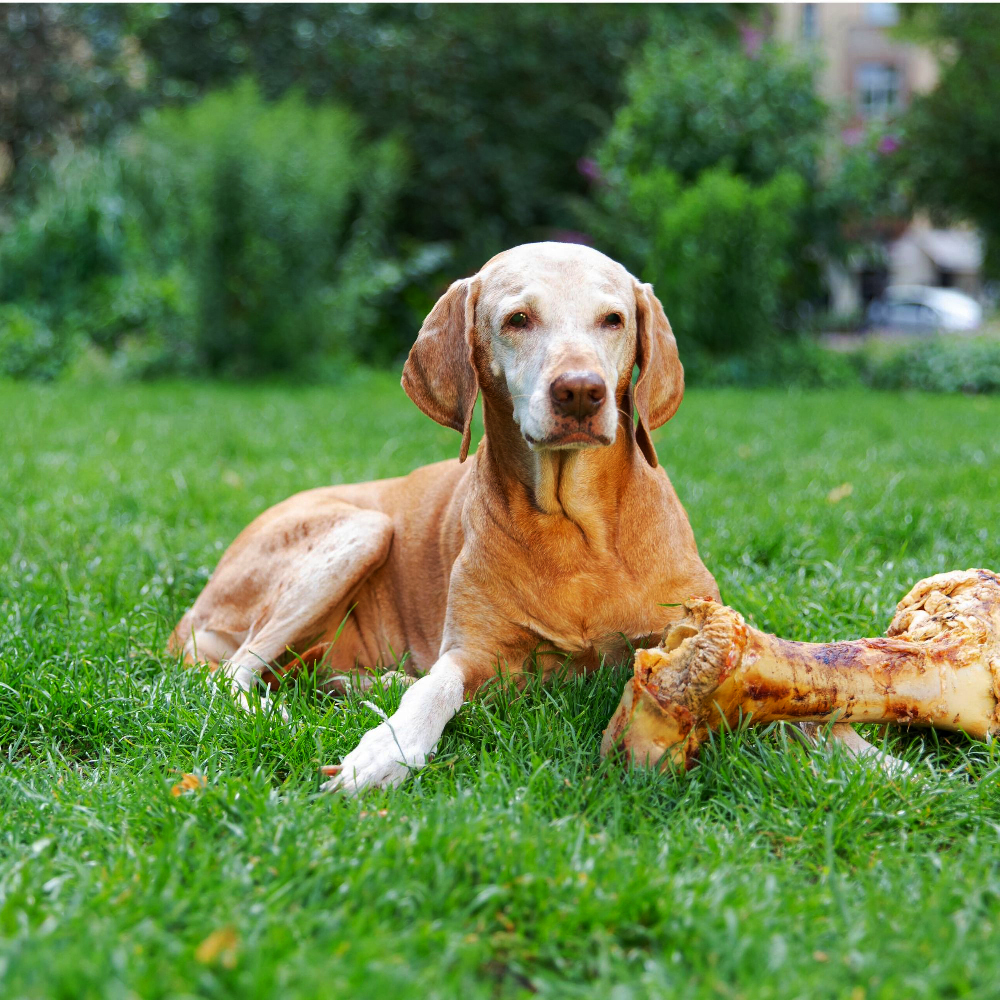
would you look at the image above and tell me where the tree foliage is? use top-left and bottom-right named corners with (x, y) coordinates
top-left (599, 33), bottom-right (827, 187)
top-left (0, 4), bottom-right (144, 189)
top-left (586, 32), bottom-right (825, 351)
top-left (122, 4), bottom-right (740, 271)
top-left (899, 4), bottom-right (1000, 277)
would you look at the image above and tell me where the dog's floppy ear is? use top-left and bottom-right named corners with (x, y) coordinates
top-left (402, 277), bottom-right (480, 462)
top-left (632, 280), bottom-right (684, 468)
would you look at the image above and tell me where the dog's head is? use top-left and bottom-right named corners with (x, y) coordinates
top-left (402, 242), bottom-right (683, 467)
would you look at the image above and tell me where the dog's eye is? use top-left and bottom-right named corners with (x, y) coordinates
top-left (507, 312), bottom-right (529, 329)
top-left (603, 312), bottom-right (623, 328)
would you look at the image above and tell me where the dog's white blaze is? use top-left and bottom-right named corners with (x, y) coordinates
top-left (490, 311), bottom-right (629, 445)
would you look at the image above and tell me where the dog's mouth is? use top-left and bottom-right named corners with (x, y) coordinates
top-left (523, 430), bottom-right (612, 450)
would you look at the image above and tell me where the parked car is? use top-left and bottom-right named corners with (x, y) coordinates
top-left (865, 285), bottom-right (982, 332)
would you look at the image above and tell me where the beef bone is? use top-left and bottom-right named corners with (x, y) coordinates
top-left (601, 569), bottom-right (1000, 771)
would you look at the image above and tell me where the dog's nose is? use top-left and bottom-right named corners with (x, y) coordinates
top-left (549, 372), bottom-right (607, 419)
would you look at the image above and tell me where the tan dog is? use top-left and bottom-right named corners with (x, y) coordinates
top-left (171, 242), bottom-right (897, 791)
top-left (170, 242), bottom-right (718, 791)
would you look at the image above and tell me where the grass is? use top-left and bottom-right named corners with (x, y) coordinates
top-left (2, 370), bottom-right (1000, 999)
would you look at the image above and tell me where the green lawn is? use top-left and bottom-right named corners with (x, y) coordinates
top-left (2, 372), bottom-right (1000, 999)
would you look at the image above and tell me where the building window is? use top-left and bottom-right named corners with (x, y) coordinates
top-left (864, 3), bottom-right (899, 27)
top-left (855, 62), bottom-right (900, 117)
top-left (801, 3), bottom-right (819, 40)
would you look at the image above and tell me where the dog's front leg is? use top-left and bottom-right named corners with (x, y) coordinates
top-left (321, 652), bottom-right (468, 795)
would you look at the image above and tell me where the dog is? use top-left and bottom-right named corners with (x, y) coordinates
top-left (170, 242), bottom-right (899, 792)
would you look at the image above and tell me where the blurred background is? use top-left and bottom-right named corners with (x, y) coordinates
top-left (1, 2), bottom-right (998, 392)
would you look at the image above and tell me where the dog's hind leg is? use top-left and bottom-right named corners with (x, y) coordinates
top-left (170, 497), bottom-right (394, 717)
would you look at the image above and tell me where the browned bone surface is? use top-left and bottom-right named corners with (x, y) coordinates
top-left (601, 569), bottom-right (1000, 771)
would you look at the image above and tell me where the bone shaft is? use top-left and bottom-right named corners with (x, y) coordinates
top-left (722, 631), bottom-right (996, 738)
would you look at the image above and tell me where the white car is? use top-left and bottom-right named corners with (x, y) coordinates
top-left (866, 285), bottom-right (982, 332)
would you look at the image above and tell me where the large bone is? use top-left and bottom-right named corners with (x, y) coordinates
top-left (601, 569), bottom-right (1000, 771)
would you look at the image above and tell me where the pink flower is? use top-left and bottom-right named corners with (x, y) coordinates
top-left (740, 24), bottom-right (764, 58)
top-left (576, 157), bottom-right (603, 184)
top-left (878, 134), bottom-right (901, 155)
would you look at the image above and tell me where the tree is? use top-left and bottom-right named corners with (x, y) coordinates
top-left (899, 5), bottom-right (1000, 277)
top-left (129, 4), bottom-right (741, 272)
top-left (599, 31), bottom-right (827, 188)
top-left (586, 31), bottom-right (828, 346)
top-left (0, 5), bottom-right (145, 190)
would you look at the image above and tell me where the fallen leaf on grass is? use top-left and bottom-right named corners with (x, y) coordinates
top-left (171, 773), bottom-right (206, 797)
top-left (195, 926), bottom-right (239, 968)
top-left (826, 483), bottom-right (853, 503)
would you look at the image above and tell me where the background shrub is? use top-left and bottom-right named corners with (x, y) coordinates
top-left (684, 336), bottom-right (860, 390)
top-left (132, 79), bottom-right (406, 376)
top-left (583, 31), bottom-right (830, 345)
top-left (0, 147), bottom-right (131, 314)
top-left (0, 81), bottom-right (407, 378)
top-left (0, 148), bottom-right (145, 377)
top-left (859, 337), bottom-right (1000, 394)
top-left (0, 303), bottom-right (68, 379)
top-left (586, 167), bottom-right (806, 355)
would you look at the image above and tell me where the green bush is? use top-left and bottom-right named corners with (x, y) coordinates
top-left (132, 80), bottom-right (406, 376)
top-left (859, 337), bottom-right (1000, 394)
top-left (0, 147), bottom-right (132, 310)
top-left (0, 145), bottom-right (199, 379)
top-left (684, 337), bottom-right (860, 390)
top-left (0, 303), bottom-right (70, 379)
top-left (588, 167), bottom-right (806, 354)
top-left (599, 33), bottom-right (826, 187)
top-left (0, 148), bottom-right (142, 378)
top-left (585, 32), bottom-right (831, 332)
top-left (0, 81), bottom-right (409, 379)
top-left (683, 336), bottom-right (1000, 394)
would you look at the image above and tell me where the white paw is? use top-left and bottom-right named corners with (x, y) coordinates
top-left (320, 662), bottom-right (464, 795)
top-left (320, 721), bottom-right (429, 795)
top-left (234, 689), bottom-right (290, 724)
top-left (224, 664), bottom-right (289, 723)
top-left (858, 747), bottom-right (914, 777)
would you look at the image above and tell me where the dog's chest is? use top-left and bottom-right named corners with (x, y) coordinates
top-left (515, 559), bottom-right (666, 656)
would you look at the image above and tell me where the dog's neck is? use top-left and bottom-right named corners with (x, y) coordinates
top-left (478, 393), bottom-right (637, 547)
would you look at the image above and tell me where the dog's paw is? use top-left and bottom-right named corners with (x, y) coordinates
top-left (223, 662), bottom-right (290, 723)
top-left (859, 746), bottom-right (914, 778)
top-left (320, 721), bottom-right (428, 795)
top-left (232, 688), bottom-right (289, 724)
